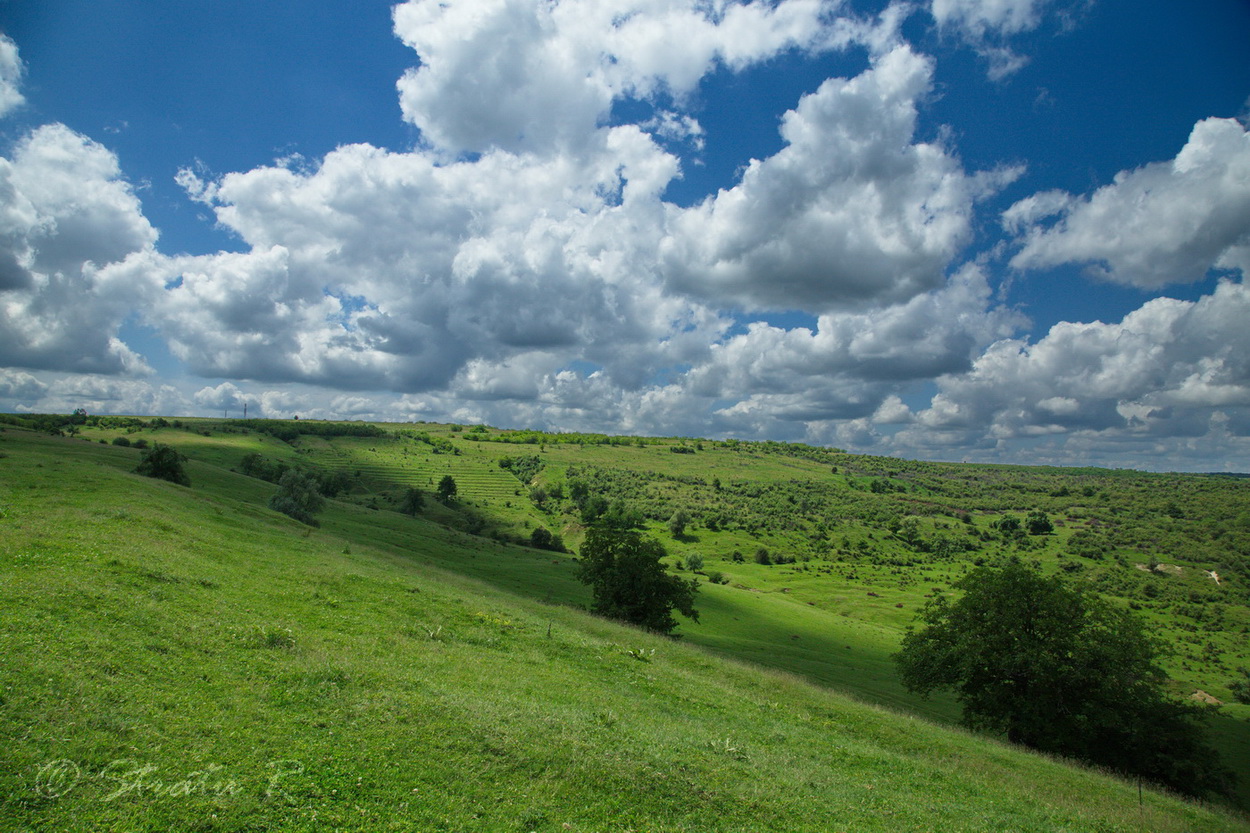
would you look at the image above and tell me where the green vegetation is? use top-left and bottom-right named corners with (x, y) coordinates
top-left (576, 527), bottom-right (700, 634)
top-left (134, 444), bottom-right (190, 487)
top-left (267, 468), bottom-right (325, 527)
top-left (436, 474), bottom-right (458, 502)
top-left (398, 486), bottom-right (424, 516)
top-left (896, 559), bottom-right (1229, 796)
top-left (3, 415), bottom-right (1250, 830)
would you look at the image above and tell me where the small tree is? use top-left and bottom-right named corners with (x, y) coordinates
top-left (135, 444), bottom-right (190, 487)
top-left (993, 515), bottom-right (1021, 534)
top-left (529, 526), bottom-right (565, 552)
top-left (400, 487), bottom-right (425, 516)
top-left (1025, 510), bottom-right (1054, 535)
top-left (667, 509), bottom-right (691, 539)
top-left (269, 469), bottom-right (325, 526)
top-left (894, 559), bottom-right (1228, 796)
top-left (576, 528), bottom-right (699, 634)
top-left (437, 475), bottom-right (458, 502)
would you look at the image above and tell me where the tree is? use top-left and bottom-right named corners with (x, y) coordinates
top-left (437, 475), bottom-right (458, 502)
top-left (529, 526), bottom-right (565, 552)
top-left (894, 559), bottom-right (1228, 796)
top-left (1025, 510), bottom-right (1054, 535)
top-left (576, 528), bottom-right (699, 634)
top-left (399, 487), bottom-right (425, 515)
top-left (135, 444), bottom-right (191, 487)
top-left (667, 508), bottom-right (691, 539)
top-left (993, 515), bottom-right (1021, 533)
top-left (269, 469), bottom-right (325, 526)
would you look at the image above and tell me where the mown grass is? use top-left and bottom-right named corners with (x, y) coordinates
top-left (2, 429), bottom-right (1248, 831)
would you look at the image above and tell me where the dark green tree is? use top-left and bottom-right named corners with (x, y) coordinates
top-left (1025, 510), bottom-right (1054, 535)
top-left (437, 475), bottom-right (458, 502)
top-left (576, 528), bottom-right (699, 634)
top-left (529, 526), bottom-right (565, 552)
top-left (399, 487), bottom-right (425, 516)
top-left (894, 559), bottom-right (1228, 796)
top-left (135, 444), bottom-right (191, 487)
top-left (269, 469), bottom-right (325, 526)
top-left (993, 515), bottom-right (1021, 533)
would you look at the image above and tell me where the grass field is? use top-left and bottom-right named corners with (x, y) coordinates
top-left (58, 418), bottom-right (1250, 802)
top-left (2, 422), bottom-right (1248, 830)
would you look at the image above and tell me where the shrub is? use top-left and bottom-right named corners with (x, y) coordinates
top-left (668, 509), bottom-right (691, 538)
top-left (1231, 668), bottom-right (1250, 705)
top-left (111, 436), bottom-right (131, 447)
top-left (1026, 510), bottom-right (1054, 535)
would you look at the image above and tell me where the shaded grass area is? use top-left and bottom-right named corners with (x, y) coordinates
top-left (1, 430), bottom-right (1247, 831)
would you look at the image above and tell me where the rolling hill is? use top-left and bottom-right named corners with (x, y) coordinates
top-left (1, 418), bottom-right (1248, 831)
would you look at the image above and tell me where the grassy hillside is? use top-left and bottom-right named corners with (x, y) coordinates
top-left (28, 416), bottom-right (1250, 794)
top-left (2, 423), bottom-right (1248, 830)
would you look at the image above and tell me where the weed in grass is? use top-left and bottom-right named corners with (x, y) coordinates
top-left (247, 625), bottom-right (296, 650)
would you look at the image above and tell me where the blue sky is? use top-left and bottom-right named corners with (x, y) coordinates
top-left (1, 0), bottom-right (1248, 470)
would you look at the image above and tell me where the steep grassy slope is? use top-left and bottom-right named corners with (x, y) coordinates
top-left (2, 428), bottom-right (1248, 832)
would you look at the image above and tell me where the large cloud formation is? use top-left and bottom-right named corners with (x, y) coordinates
top-left (148, 2), bottom-right (1001, 396)
top-left (393, 0), bottom-right (857, 155)
top-left (662, 45), bottom-right (1019, 310)
top-left (0, 124), bottom-right (161, 373)
top-left (1006, 118), bottom-right (1250, 287)
top-left (1, 1), bottom-right (1246, 471)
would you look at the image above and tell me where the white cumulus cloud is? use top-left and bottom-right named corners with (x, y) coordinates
top-left (392, 0), bottom-right (856, 155)
top-left (0, 124), bottom-right (161, 374)
top-left (1006, 117), bottom-right (1250, 287)
top-left (898, 280), bottom-right (1250, 462)
top-left (662, 45), bottom-right (1018, 311)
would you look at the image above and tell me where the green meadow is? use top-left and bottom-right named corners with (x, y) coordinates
top-left (2, 418), bottom-right (1249, 831)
